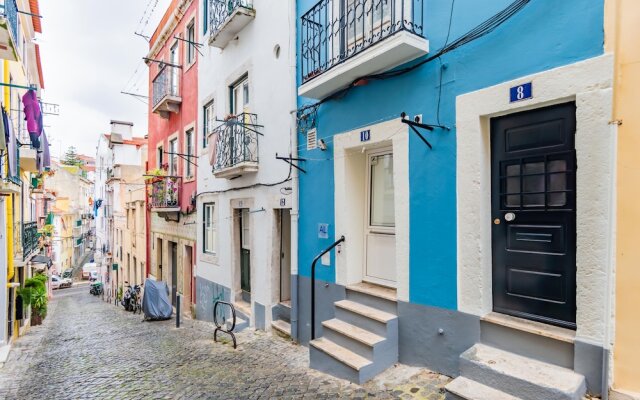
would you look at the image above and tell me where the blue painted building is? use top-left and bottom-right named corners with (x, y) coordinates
top-left (289, 0), bottom-right (616, 397)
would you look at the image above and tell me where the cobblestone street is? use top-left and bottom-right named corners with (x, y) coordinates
top-left (0, 284), bottom-right (449, 399)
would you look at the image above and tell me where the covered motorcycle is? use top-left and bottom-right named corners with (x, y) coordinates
top-left (141, 279), bottom-right (172, 321)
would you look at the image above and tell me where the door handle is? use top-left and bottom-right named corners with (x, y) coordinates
top-left (504, 212), bottom-right (516, 222)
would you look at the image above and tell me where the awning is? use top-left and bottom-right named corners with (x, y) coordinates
top-left (31, 255), bottom-right (52, 268)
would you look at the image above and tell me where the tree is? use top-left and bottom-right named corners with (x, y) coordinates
top-left (62, 146), bottom-right (83, 167)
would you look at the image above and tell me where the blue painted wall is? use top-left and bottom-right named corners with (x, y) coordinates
top-left (296, 0), bottom-right (604, 310)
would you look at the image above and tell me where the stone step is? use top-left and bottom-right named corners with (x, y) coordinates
top-left (271, 319), bottom-right (291, 339)
top-left (346, 283), bottom-right (397, 314)
top-left (322, 318), bottom-right (384, 359)
top-left (460, 344), bottom-right (586, 400)
top-left (334, 299), bottom-right (397, 336)
top-left (309, 337), bottom-right (375, 384)
top-left (445, 376), bottom-right (523, 400)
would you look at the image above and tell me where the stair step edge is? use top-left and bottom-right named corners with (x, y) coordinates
top-left (310, 337), bottom-right (372, 371)
top-left (271, 320), bottom-right (291, 335)
top-left (463, 344), bottom-right (586, 393)
top-left (446, 377), bottom-right (523, 400)
top-left (322, 319), bottom-right (385, 346)
top-left (335, 300), bottom-right (396, 323)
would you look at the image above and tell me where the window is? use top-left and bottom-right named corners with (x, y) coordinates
top-left (203, 101), bottom-right (215, 148)
top-left (230, 75), bottom-right (249, 114)
top-left (185, 129), bottom-right (194, 178)
top-left (186, 22), bottom-right (196, 64)
top-left (170, 42), bottom-right (179, 95)
top-left (169, 139), bottom-right (178, 176)
top-left (157, 146), bottom-right (164, 169)
top-left (203, 203), bottom-right (216, 254)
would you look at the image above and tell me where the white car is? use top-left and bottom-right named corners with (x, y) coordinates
top-left (51, 275), bottom-right (61, 290)
top-left (60, 277), bottom-right (73, 288)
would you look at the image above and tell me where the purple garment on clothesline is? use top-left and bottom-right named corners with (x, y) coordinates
top-left (22, 90), bottom-right (42, 136)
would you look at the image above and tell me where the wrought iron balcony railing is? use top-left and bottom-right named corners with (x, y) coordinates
top-left (152, 65), bottom-right (181, 109)
top-left (300, 0), bottom-right (425, 83)
top-left (209, 0), bottom-right (254, 39)
top-left (212, 113), bottom-right (259, 175)
top-left (149, 176), bottom-right (181, 210)
top-left (0, 0), bottom-right (18, 48)
top-left (22, 221), bottom-right (38, 261)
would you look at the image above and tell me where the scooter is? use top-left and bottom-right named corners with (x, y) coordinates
top-left (89, 281), bottom-right (103, 296)
top-left (121, 282), bottom-right (142, 312)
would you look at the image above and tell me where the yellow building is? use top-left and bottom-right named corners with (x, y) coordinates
top-left (608, 0), bottom-right (640, 398)
top-left (0, 0), bottom-right (46, 357)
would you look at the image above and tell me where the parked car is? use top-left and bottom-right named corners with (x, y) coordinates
top-left (61, 269), bottom-right (73, 279)
top-left (82, 263), bottom-right (97, 280)
top-left (60, 277), bottom-right (73, 289)
top-left (51, 275), bottom-right (61, 290)
top-left (89, 271), bottom-right (98, 282)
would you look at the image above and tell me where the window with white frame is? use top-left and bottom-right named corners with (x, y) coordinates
top-left (157, 146), bottom-right (164, 169)
top-left (186, 21), bottom-right (196, 64)
top-left (203, 203), bottom-right (216, 254)
top-left (230, 75), bottom-right (249, 114)
top-left (169, 139), bottom-right (178, 176)
top-left (185, 129), bottom-right (194, 178)
top-left (203, 101), bottom-right (214, 148)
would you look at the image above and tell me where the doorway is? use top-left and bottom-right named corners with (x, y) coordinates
top-left (279, 209), bottom-right (291, 303)
top-left (184, 245), bottom-right (193, 313)
top-left (364, 149), bottom-right (396, 287)
top-left (156, 238), bottom-right (163, 281)
top-left (238, 209), bottom-right (251, 302)
top-left (490, 102), bottom-right (577, 330)
top-left (170, 241), bottom-right (178, 306)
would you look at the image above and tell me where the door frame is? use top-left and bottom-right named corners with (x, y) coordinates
top-left (363, 147), bottom-right (397, 287)
top-left (456, 55), bottom-right (615, 342)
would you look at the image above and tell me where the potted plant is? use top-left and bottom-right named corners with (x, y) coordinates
top-left (19, 274), bottom-right (49, 326)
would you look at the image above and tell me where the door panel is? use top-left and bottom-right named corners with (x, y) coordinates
top-left (491, 102), bottom-right (577, 329)
top-left (280, 210), bottom-right (291, 302)
top-left (365, 233), bottom-right (396, 284)
top-left (171, 242), bottom-right (177, 306)
top-left (240, 209), bottom-right (251, 294)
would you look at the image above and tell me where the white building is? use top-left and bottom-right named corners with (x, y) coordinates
top-left (94, 121), bottom-right (147, 293)
top-left (195, 0), bottom-right (297, 331)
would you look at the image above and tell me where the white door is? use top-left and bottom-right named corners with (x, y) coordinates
top-left (364, 149), bottom-right (396, 287)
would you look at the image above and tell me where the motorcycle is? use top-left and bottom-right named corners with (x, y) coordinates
top-left (121, 282), bottom-right (142, 313)
top-left (89, 281), bottom-right (103, 296)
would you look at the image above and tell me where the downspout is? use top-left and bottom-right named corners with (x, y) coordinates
top-left (145, 160), bottom-right (150, 278)
top-left (5, 60), bottom-right (14, 285)
top-left (288, 0), bottom-right (300, 342)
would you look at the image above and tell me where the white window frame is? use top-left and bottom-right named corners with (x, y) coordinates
top-left (203, 100), bottom-right (215, 148)
top-left (185, 129), bottom-right (194, 178)
top-left (169, 139), bottom-right (178, 176)
top-left (203, 202), bottom-right (216, 254)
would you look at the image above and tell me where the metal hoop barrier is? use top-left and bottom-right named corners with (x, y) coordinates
top-left (213, 300), bottom-right (237, 349)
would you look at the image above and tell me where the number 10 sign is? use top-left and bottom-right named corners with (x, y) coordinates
top-left (510, 82), bottom-right (532, 103)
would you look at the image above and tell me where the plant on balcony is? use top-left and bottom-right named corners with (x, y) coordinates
top-left (39, 224), bottom-right (54, 237)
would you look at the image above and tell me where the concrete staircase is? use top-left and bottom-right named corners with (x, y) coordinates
top-left (446, 313), bottom-right (587, 400)
top-left (309, 283), bottom-right (398, 384)
top-left (271, 301), bottom-right (292, 339)
top-left (229, 301), bottom-right (250, 332)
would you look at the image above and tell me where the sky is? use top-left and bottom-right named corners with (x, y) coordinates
top-left (38, 0), bottom-right (171, 159)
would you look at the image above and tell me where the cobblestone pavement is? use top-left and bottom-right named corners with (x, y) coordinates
top-left (0, 285), bottom-right (449, 399)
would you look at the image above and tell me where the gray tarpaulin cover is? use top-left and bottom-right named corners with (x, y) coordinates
top-left (142, 280), bottom-right (172, 320)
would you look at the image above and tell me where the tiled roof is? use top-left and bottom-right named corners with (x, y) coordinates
top-left (29, 0), bottom-right (42, 33)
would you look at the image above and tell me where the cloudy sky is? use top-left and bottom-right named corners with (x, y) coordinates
top-left (39, 0), bottom-right (171, 159)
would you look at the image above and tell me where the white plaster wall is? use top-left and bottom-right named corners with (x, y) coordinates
top-left (456, 54), bottom-right (615, 343)
top-left (195, 0), bottom-right (297, 317)
top-left (333, 118), bottom-right (410, 301)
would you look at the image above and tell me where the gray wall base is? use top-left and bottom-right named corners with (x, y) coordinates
top-left (295, 275), bottom-right (346, 345)
top-left (574, 339), bottom-right (607, 396)
top-left (254, 302), bottom-right (266, 331)
top-left (195, 277), bottom-right (231, 324)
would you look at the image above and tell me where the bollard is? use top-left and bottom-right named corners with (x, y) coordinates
top-left (176, 294), bottom-right (181, 328)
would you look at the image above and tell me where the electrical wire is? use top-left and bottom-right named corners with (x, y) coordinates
top-left (436, 0), bottom-right (456, 126)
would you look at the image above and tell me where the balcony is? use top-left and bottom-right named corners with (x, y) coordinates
top-left (22, 221), bottom-right (38, 261)
top-left (0, 0), bottom-right (18, 61)
top-left (0, 147), bottom-right (20, 194)
top-left (20, 147), bottom-right (38, 172)
top-left (208, 0), bottom-right (255, 49)
top-left (152, 65), bottom-right (181, 119)
top-left (149, 176), bottom-right (181, 212)
top-left (299, 0), bottom-right (429, 99)
top-left (211, 113), bottom-right (259, 179)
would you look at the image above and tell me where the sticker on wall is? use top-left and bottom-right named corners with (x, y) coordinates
top-left (318, 223), bottom-right (329, 239)
top-left (510, 82), bottom-right (532, 103)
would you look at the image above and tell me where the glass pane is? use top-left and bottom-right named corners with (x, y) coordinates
top-left (370, 154), bottom-right (395, 227)
top-left (243, 82), bottom-right (249, 106)
top-left (241, 209), bottom-right (250, 248)
top-left (522, 161), bottom-right (545, 206)
top-left (505, 164), bottom-right (520, 206)
top-left (548, 160), bottom-right (567, 206)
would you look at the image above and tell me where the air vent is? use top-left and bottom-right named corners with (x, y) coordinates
top-left (307, 128), bottom-right (317, 150)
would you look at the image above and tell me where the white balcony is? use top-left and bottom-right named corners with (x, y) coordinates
top-left (20, 147), bottom-right (38, 172)
top-left (208, 0), bottom-right (255, 49)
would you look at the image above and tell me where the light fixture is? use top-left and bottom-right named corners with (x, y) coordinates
top-left (317, 138), bottom-right (327, 151)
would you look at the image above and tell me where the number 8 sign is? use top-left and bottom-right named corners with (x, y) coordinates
top-left (509, 82), bottom-right (532, 103)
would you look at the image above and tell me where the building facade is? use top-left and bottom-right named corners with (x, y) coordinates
top-left (0, 0), bottom-right (47, 359)
top-left (194, 0), bottom-right (297, 329)
top-left (94, 121), bottom-right (147, 296)
top-left (146, 0), bottom-right (198, 315)
top-left (294, 0), bottom-right (614, 397)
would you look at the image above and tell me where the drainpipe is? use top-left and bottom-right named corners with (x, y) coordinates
top-left (288, 0), bottom-right (300, 343)
top-left (5, 60), bottom-right (14, 286)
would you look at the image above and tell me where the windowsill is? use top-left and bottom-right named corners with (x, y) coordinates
top-left (199, 252), bottom-right (218, 265)
top-left (184, 59), bottom-right (197, 74)
top-left (184, 175), bottom-right (195, 183)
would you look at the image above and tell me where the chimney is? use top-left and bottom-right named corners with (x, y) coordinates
top-left (110, 120), bottom-right (134, 140)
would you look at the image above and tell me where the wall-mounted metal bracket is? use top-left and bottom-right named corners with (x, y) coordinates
top-left (164, 151), bottom-right (198, 168)
top-left (276, 153), bottom-right (307, 174)
top-left (400, 112), bottom-right (451, 150)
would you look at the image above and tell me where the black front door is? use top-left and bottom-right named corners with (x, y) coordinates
top-left (239, 209), bottom-right (251, 300)
top-left (491, 102), bottom-right (577, 330)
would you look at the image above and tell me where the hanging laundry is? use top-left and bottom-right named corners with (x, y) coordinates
top-left (22, 90), bottom-right (42, 149)
top-left (38, 130), bottom-right (51, 172)
top-left (1, 106), bottom-right (9, 151)
top-left (208, 131), bottom-right (218, 167)
top-left (0, 105), bottom-right (6, 151)
top-left (6, 112), bottom-right (17, 178)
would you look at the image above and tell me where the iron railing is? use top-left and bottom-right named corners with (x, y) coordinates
top-left (149, 176), bottom-right (181, 209)
top-left (0, 0), bottom-right (18, 49)
top-left (152, 65), bottom-right (180, 108)
top-left (300, 0), bottom-right (424, 83)
top-left (208, 0), bottom-right (254, 38)
top-left (212, 113), bottom-right (259, 171)
top-left (22, 221), bottom-right (38, 260)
